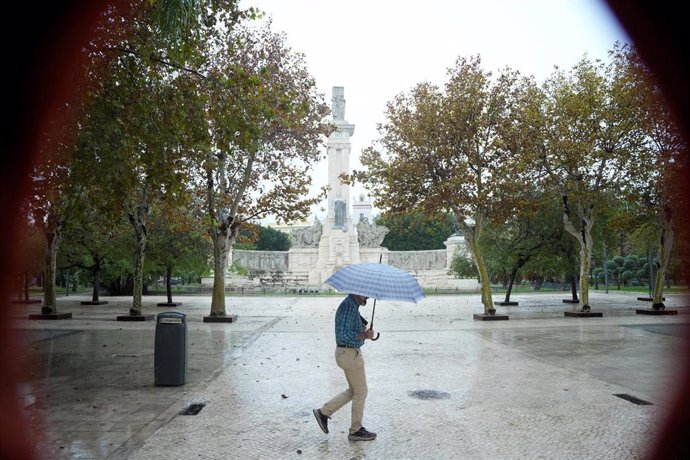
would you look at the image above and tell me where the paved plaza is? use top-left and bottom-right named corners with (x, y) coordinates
top-left (10, 291), bottom-right (690, 459)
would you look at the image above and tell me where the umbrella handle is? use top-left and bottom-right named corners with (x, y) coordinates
top-left (372, 332), bottom-right (380, 341)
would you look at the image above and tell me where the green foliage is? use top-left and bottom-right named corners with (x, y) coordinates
top-left (449, 253), bottom-right (477, 279)
top-left (228, 262), bottom-right (248, 276)
top-left (375, 212), bottom-right (454, 250)
top-left (15, 222), bottom-right (45, 276)
top-left (232, 224), bottom-right (291, 251)
top-left (145, 204), bottom-right (213, 281)
top-left (256, 226), bottom-right (291, 251)
top-left (593, 253), bottom-right (650, 288)
top-left (234, 224), bottom-right (261, 249)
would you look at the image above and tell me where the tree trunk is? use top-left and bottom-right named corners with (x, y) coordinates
top-left (42, 230), bottom-right (61, 314)
top-left (562, 197), bottom-right (594, 312)
top-left (128, 211), bottom-right (148, 315)
top-left (576, 232), bottom-right (593, 311)
top-left (652, 205), bottom-right (674, 310)
top-left (166, 265), bottom-right (173, 304)
top-left (91, 264), bottom-right (101, 302)
top-left (210, 233), bottom-right (229, 316)
top-left (504, 267), bottom-right (518, 303)
top-left (462, 221), bottom-right (494, 314)
top-left (23, 274), bottom-right (30, 301)
top-left (570, 274), bottom-right (579, 301)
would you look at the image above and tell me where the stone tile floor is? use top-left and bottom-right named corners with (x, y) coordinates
top-left (10, 291), bottom-right (690, 459)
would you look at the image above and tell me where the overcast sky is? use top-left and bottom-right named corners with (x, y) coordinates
top-left (241, 0), bottom-right (631, 224)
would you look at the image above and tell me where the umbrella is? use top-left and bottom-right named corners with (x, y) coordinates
top-left (324, 263), bottom-right (425, 341)
top-left (324, 263), bottom-right (425, 303)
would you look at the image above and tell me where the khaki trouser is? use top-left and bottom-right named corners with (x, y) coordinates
top-left (321, 347), bottom-right (368, 434)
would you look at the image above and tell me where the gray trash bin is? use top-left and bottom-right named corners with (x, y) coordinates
top-left (154, 311), bottom-right (187, 386)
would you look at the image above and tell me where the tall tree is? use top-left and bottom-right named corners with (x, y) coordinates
top-left (21, 106), bottom-right (82, 314)
top-left (74, 2), bottom-right (206, 315)
top-left (536, 54), bottom-right (643, 312)
top-left (354, 56), bottom-right (538, 314)
top-left (190, 18), bottom-right (332, 317)
top-left (616, 43), bottom-right (688, 309)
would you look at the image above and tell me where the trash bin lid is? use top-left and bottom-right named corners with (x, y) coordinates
top-left (157, 311), bottom-right (186, 323)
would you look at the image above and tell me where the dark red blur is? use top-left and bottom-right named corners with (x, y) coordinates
top-left (1, 1), bottom-right (688, 458)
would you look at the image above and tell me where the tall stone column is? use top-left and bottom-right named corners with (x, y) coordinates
top-left (313, 87), bottom-right (361, 283)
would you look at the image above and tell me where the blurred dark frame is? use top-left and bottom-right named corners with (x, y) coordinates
top-left (1, 1), bottom-right (688, 458)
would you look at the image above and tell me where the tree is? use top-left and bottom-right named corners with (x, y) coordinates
top-left (13, 221), bottom-right (45, 302)
top-left (21, 107), bottom-right (81, 314)
top-left (74, 3), bottom-right (204, 316)
top-left (449, 253), bottom-right (477, 279)
top-left (230, 224), bottom-right (291, 251)
top-left (536, 53), bottom-right (643, 312)
top-left (189, 18), bottom-right (332, 317)
top-left (616, 43), bottom-right (689, 309)
top-left (354, 55), bottom-right (539, 314)
top-left (481, 189), bottom-right (563, 303)
top-left (256, 226), bottom-right (291, 251)
top-left (58, 194), bottom-right (131, 304)
top-left (146, 203), bottom-right (212, 304)
top-left (375, 212), bottom-right (454, 251)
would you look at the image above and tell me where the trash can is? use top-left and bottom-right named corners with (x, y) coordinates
top-left (154, 311), bottom-right (187, 386)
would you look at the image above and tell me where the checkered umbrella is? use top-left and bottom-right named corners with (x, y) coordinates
top-left (324, 263), bottom-right (425, 304)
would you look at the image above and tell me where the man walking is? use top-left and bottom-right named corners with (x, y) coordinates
top-left (313, 293), bottom-right (377, 441)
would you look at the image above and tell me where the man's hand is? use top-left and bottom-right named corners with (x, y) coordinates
top-left (356, 328), bottom-right (376, 340)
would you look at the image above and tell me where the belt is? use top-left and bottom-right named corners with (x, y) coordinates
top-left (337, 344), bottom-right (359, 349)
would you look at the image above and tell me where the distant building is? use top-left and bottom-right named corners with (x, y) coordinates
top-left (352, 193), bottom-right (373, 223)
top-left (264, 220), bottom-right (310, 235)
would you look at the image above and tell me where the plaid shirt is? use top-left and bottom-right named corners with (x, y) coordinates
top-left (334, 294), bottom-right (366, 348)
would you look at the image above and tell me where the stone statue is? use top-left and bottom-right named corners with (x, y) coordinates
top-left (332, 92), bottom-right (345, 120)
top-left (356, 219), bottom-right (389, 248)
top-left (334, 200), bottom-right (346, 228)
top-left (291, 219), bottom-right (323, 248)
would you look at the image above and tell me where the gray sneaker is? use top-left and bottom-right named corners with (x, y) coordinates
top-left (313, 408), bottom-right (329, 434)
top-left (348, 427), bottom-right (377, 441)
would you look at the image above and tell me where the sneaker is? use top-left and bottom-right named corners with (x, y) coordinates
top-left (348, 427), bottom-right (377, 441)
top-left (313, 408), bottom-right (329, 434)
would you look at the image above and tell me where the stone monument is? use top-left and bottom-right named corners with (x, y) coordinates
top-left (206, 86), bottom-right (474, 292)
top-left (311, 87), bottom-right (361, 282)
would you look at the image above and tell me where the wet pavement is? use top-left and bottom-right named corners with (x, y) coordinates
top-left (11, 291), bottom-right (690, 459)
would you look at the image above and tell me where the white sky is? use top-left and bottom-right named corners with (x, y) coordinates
top-left (242, 0), bottom-right (631, 225)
